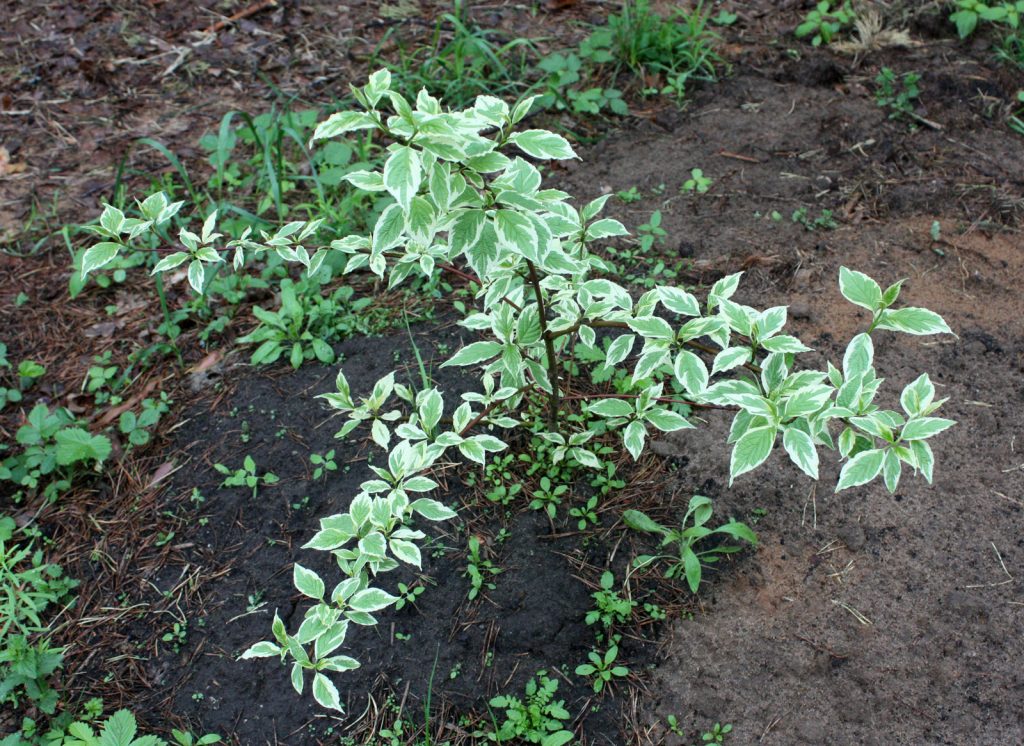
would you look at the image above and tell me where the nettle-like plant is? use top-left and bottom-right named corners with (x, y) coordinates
top-left (80, 69), bottom-right (955, 712)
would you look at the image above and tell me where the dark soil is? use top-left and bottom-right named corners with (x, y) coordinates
top-left (144, 324), bottom-right (655, 744)
top-left (3, 1), bottom-right (1024, 745)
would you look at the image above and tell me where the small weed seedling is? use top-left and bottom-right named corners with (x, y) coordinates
top-left (162, 621), bottom-right (188, 653)
top-left (616, 186), bottom-right (643, 203)
top-left (795, 1), bottom-right (855, 46)
top-left (171, 728), bottom-right (223, 745)
top-left (485, 670), bottom-right (574, 745)
top-left (575, 642), bottom-right (629, 693)
top-left (118, 393), bottom-right (171, 448)
top-left (699, 722), bottom-right (734, 744)
top-left (394, 581), bottom-right (425, 611)
top-left (585, 571), bottom-right (637, 629)
top-left (529, 475), bottom-right (569, 519)
top-left (625, 496), bottom-right (757, 593)
top-left (644, 601), bottom-right (666, 621)
top-left (465, 536), bottom-right (501, 601)
top-left (637, 209), bottom-right (667, 252)
top-left (875, 68), bottom-right (922, 126)
top-left (791, 207), bottom-right (838, 231)
top-left (214, 455), bottom-right (279, 498)
top-left (310, 449), bottom-right (337, 481)
top-left (950, 0), bottom-right (1024, 38)
top-left (569, 495), bottom-right (600, 530)
top-left (681, 168), bottom-right (713, 194)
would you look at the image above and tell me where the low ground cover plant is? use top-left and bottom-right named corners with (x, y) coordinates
top-left (79, 69), bottom-right (955, 714)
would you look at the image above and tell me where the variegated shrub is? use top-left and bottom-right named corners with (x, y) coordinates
top-left (81, 69), bottom-right (955, 711)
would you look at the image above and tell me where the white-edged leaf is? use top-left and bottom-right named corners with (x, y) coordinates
top-left (838, 267), bottom-right (882, 311)
top-left (312, 672), bottom-right (343, 712)
top-left (442, 341), bottom-right (503, 367)
top-left (900, 417), bottom-right (955, 441)
top-left (410, 498), bottom-right (457, 521)
top-left (657, 286), bottom-right (701, 317)
top-left (383, 146), bottom-right (421, 210)
top-left (294, 564), bottom-right (325, 600)
top-left (842, 333), bottom-right (873, 380)
top-left (187, 259), bottom-right (205, 293)
top-left (348, 587), bottom-right (398, 612)
top-left (836, 448), bottom-right (885, 492)
top-left (239, 641), bottom-right (282, 659)
top-left (729, 426), bottom-right (776, 484)
top-left (313, 110), bottom-right (378, 142)
top-left (81, 242), bottom-right (122, 276)
top-left (623, 420), bottom-right (647, 460)
top-left (875, 308), bottom-right (952, 336)
top-left (508, 130), bottom-right (577, 160)
top-left (605, 334), bottom-right (636, 367)
top-left (674, 350), bottom-right (708, 395)
top-left (782, 426), bottom-right (819, 479)
top-left (711, 346), bottom-right (751, 375)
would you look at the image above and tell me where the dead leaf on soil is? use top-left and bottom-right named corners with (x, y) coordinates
top-left (0, 146), bottom-right (27, 177)
top-left (84, 320), bottom-right (124, 338)
top-left (95, 378), bottom-right (160, 427)
top-left (147, 461), bottom-right (178, 490)
top-left (189, 350), bottom-right (223, 374)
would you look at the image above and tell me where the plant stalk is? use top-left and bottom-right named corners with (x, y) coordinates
top-left (526, 260), bottom-right (561, 430)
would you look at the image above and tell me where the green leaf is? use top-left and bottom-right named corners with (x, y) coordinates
top-left (349, 587), bottom-right (398, 612)
top-left (383, 146), bottom-right (421, 210)
top-left (312, 672), bottom-right (343, 712)
top-left (100, 710), bottom-right (140, 746)
top-left (900, 417), bottom-right (955, 441)
top-left (656, 286), bottom-right (700, 317)
top-left (623, 509), bottom-right (665, 534)
top-left (623, 420), bottom-right (646, 460)
top-left (627, 316), bottom-right (674, 340)
top-left (782, 426), bottom-right (819, 479)
top-left (729, 426), bottom-right (776, 484)
top-left (644, 408), bottom-right (693, 432)
top-left (508, 130), bottom-right (577, 160)
top-left (542, 732), bottom-right (575, 746)
top-left (605, 334), bottom-right (636, 367)
top-left (81, 242), bottom-right (122, 276)
top-left (312, 110), bottom-right (378, 142)
top-left (494, 209), bottom-right (538, 259)
top-left (294, 564), bottom-right (325, 600)
top-left (588, 398), bottom-right (634, 418)
top-left (712, 346), bottom-right (750, 375)
top-left (835, 448), bottom-right (885, 491)
top-left (441, 341), bottom-right (502, 367)
top-left (874, 308), bottom-right (952, 336)
top-left (187, 260), bottom-right (205, 294)
top-left (410, 498), bottom-right (458, 521)
top-left (842, 333), bottom-right (873, 380)
top-left (54, 428), bottom-right (112, 466)
top-left (838, 267), bottom-right (882, 311)
top-left (239, 641), bottom-right (282, 659)
top-left (674, 350), bottom-right (708, 395)
top-left (900, 373), bottom-right (935, 417)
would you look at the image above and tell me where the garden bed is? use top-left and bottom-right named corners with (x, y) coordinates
top-left (2, 1), bottom-right (1023, 744)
